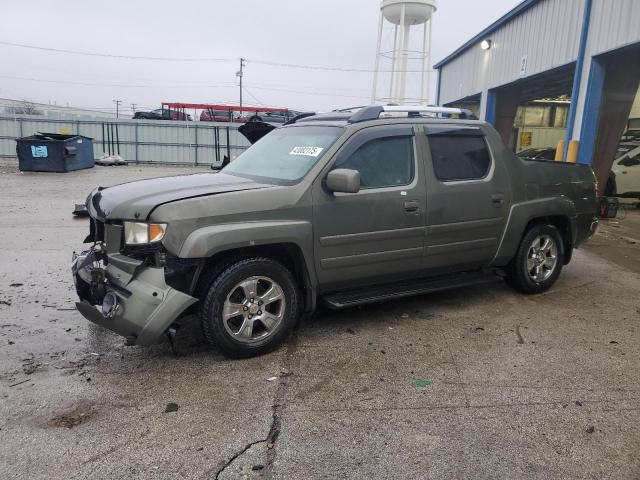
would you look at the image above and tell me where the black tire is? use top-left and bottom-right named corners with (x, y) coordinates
top-left (604, 173), bottom-right (616, 198)
top-left (506, 224), bottom-right (564, 294)
top-left (200, 257), bottom-right (299, 358)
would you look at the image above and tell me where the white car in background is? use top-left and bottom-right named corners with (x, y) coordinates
top-left (607, 144), bottom-right (640, 198)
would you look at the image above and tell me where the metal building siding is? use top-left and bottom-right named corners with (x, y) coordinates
top-left (0, 118), bottom-right (20, 139)
top-left (77, 123), bottom-right (101, 140)
top-left (20, 120), bottom-right (78, 137)
top-left (0, 116), bottom-right (251, 164)
top-left (137, 124), bottom-right (195, 145)
top-left (587, 0), bottom-right (640, 56)
top-left (439, 0), bottom-right (584, 105)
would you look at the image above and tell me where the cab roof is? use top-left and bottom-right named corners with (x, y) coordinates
top-left (290, 105), bottom-right (478, 128)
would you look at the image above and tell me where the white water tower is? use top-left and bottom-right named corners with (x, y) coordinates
top-left (371, 0), bottom-right (437, 105)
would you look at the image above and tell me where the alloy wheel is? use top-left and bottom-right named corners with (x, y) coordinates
top-left (526, 235), bottom-right (558, 282)
top-left (221, 276), bottom-right (286, 343)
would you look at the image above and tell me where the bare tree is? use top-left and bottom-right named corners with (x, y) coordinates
top-left (8, 100), bottom-right (43, 115)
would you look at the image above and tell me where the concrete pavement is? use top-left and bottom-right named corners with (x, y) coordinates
top-left (1, 161), bottom-right (639, 479)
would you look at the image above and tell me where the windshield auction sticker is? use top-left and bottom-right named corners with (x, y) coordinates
top-left (289, 147), bottom-right (324, 157)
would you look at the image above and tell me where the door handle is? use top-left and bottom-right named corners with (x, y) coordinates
top-left (404, 201), bottom-right (420, 213)
top-left (491, 194), bottom-right (504, 206)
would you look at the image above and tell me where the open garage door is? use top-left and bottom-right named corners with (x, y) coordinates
top-left (605, 85), bottom-right (640, 200)
top-left (487, 64), bottom-right (575, 156)
top-left (444, 93), bottom-right (481, 119)
top-left (581, 45), bottom-right (640, 197)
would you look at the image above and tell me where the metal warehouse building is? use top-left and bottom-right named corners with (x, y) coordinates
top-left (434, 0), bottom-right (640, 194)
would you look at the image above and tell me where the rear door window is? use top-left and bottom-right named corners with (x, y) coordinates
top-left (426, 129), bottom-right (491, 182)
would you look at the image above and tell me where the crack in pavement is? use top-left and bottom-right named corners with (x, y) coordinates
top-left (211, 332), bottom-right (299, 479)
top-left (262, 332), bottom-right (299, 479)
top-left (264, 369), bottom-right (292, 478)
top-left (212, 438), bottom-right (269, 480)
top-left (441, 327), bottom-right (470, 408)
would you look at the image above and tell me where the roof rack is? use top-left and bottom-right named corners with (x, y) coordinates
top-left (332, 105), bottom-right (370, 113)
top-left (284, 105), bottom-right (478, 126)
top-left (283, 112), bottom-right (316, 125)
top-left (348, 105), bottom-right (477, 123)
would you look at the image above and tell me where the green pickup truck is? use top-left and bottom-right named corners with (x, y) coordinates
top-left (73, 105), bottom-right (599, 357)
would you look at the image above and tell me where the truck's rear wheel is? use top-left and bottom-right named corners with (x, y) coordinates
top-left (506, 224), bottom-right (564, 294)
top-left (200, 257), bottom-right (299, 358)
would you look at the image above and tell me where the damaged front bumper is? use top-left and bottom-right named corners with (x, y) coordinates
top-left (72, 245), bottom-right (197, 346)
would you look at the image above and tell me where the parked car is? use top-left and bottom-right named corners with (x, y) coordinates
top-left (247, 110), bottom-right (304, 125)
top-left (200, 109), bottom-right (246, 123)
top-left (73, 105), bottom-right (598, 358)
top-left (620, 120), bottom-right (640, 142)
top-left (133, 108), bottom-right (192, 121)
top-left (606, 143), bottom-right (640, 197)
top-left (516, 147), bottom-right (557, 161)
top-left (239, 111), bottom-right (313, 144)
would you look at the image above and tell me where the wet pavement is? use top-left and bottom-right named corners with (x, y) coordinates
top-left (583, 206), bottom-right (640, 274)
top-left (1, 160), bottom-right (639, 479)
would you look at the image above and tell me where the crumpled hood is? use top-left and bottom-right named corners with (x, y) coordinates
top-left (88, 172), bottom-right (273, 221)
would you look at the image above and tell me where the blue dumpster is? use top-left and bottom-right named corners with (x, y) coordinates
top-left (16, 133), bottom-right (94, 172)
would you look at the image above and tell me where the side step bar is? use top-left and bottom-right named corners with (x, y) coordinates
top-left (322, 271), bottom-right (501, 309)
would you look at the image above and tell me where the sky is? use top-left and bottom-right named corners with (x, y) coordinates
top-left (0, 0), bottom-right (522, 115)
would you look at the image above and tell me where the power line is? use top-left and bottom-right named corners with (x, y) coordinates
top-left (246, 84), bottom-right (368, 99)
top-left (247, 59), bottom-right (424, 73)
top-left (243, 87), bottom-right (266, 106)
top-left (0, 74), bottom-right (237, 89)
top-left (0, 40), bottom-right (235, 62)
top-left (0, 74), bottom-right (369, 99)
top-left (0, 40), bottom-right (426, 73)
top-left (1, 72), bottom-right (371, 95)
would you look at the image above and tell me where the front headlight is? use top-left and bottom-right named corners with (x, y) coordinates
top-left (123, 222), bottom-right (167, 245)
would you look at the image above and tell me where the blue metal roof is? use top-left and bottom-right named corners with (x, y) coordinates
top-left (433, 0), bottom-right (543, 69)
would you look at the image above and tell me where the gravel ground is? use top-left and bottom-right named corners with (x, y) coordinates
top-left (1, 160), bottom-right (639, 479)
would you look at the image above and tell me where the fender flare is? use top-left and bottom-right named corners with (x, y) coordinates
top-left (491, 197), bottom-right (577, 267)
top-left (179, 220), bottom-right (318, 311)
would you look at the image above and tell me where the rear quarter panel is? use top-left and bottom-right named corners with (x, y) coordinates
top-left (486, 127), bottom-right (597, 266)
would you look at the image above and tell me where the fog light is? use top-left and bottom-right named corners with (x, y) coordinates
top-left (102, 292), bottom-right (120, 319)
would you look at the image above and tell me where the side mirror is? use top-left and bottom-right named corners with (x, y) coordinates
top-left (326, 168), bottom-right (360, 194)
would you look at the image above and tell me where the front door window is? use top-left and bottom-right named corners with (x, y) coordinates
top-left (334, 136), bottom-right (414, 189)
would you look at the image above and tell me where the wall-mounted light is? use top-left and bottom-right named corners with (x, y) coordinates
top-left (480, 39), bottom-right (492, 50)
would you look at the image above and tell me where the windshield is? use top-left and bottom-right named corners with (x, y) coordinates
top-left (224, 126), bottom-right (343, 184)
top-left (617, 144), bottom-right (637, 157)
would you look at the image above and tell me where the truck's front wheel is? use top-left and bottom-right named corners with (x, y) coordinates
top-left (506, 224), bottom-right (564, 294)
top-left (200, 257), bottom-right (299, 357)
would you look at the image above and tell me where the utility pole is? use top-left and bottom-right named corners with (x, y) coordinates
top-left (113, 99), bottom-right (122, 118)
top-left (130, 103), bottom-right (137, 114)
top-left (236, 58), bottom-right (246, 112)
